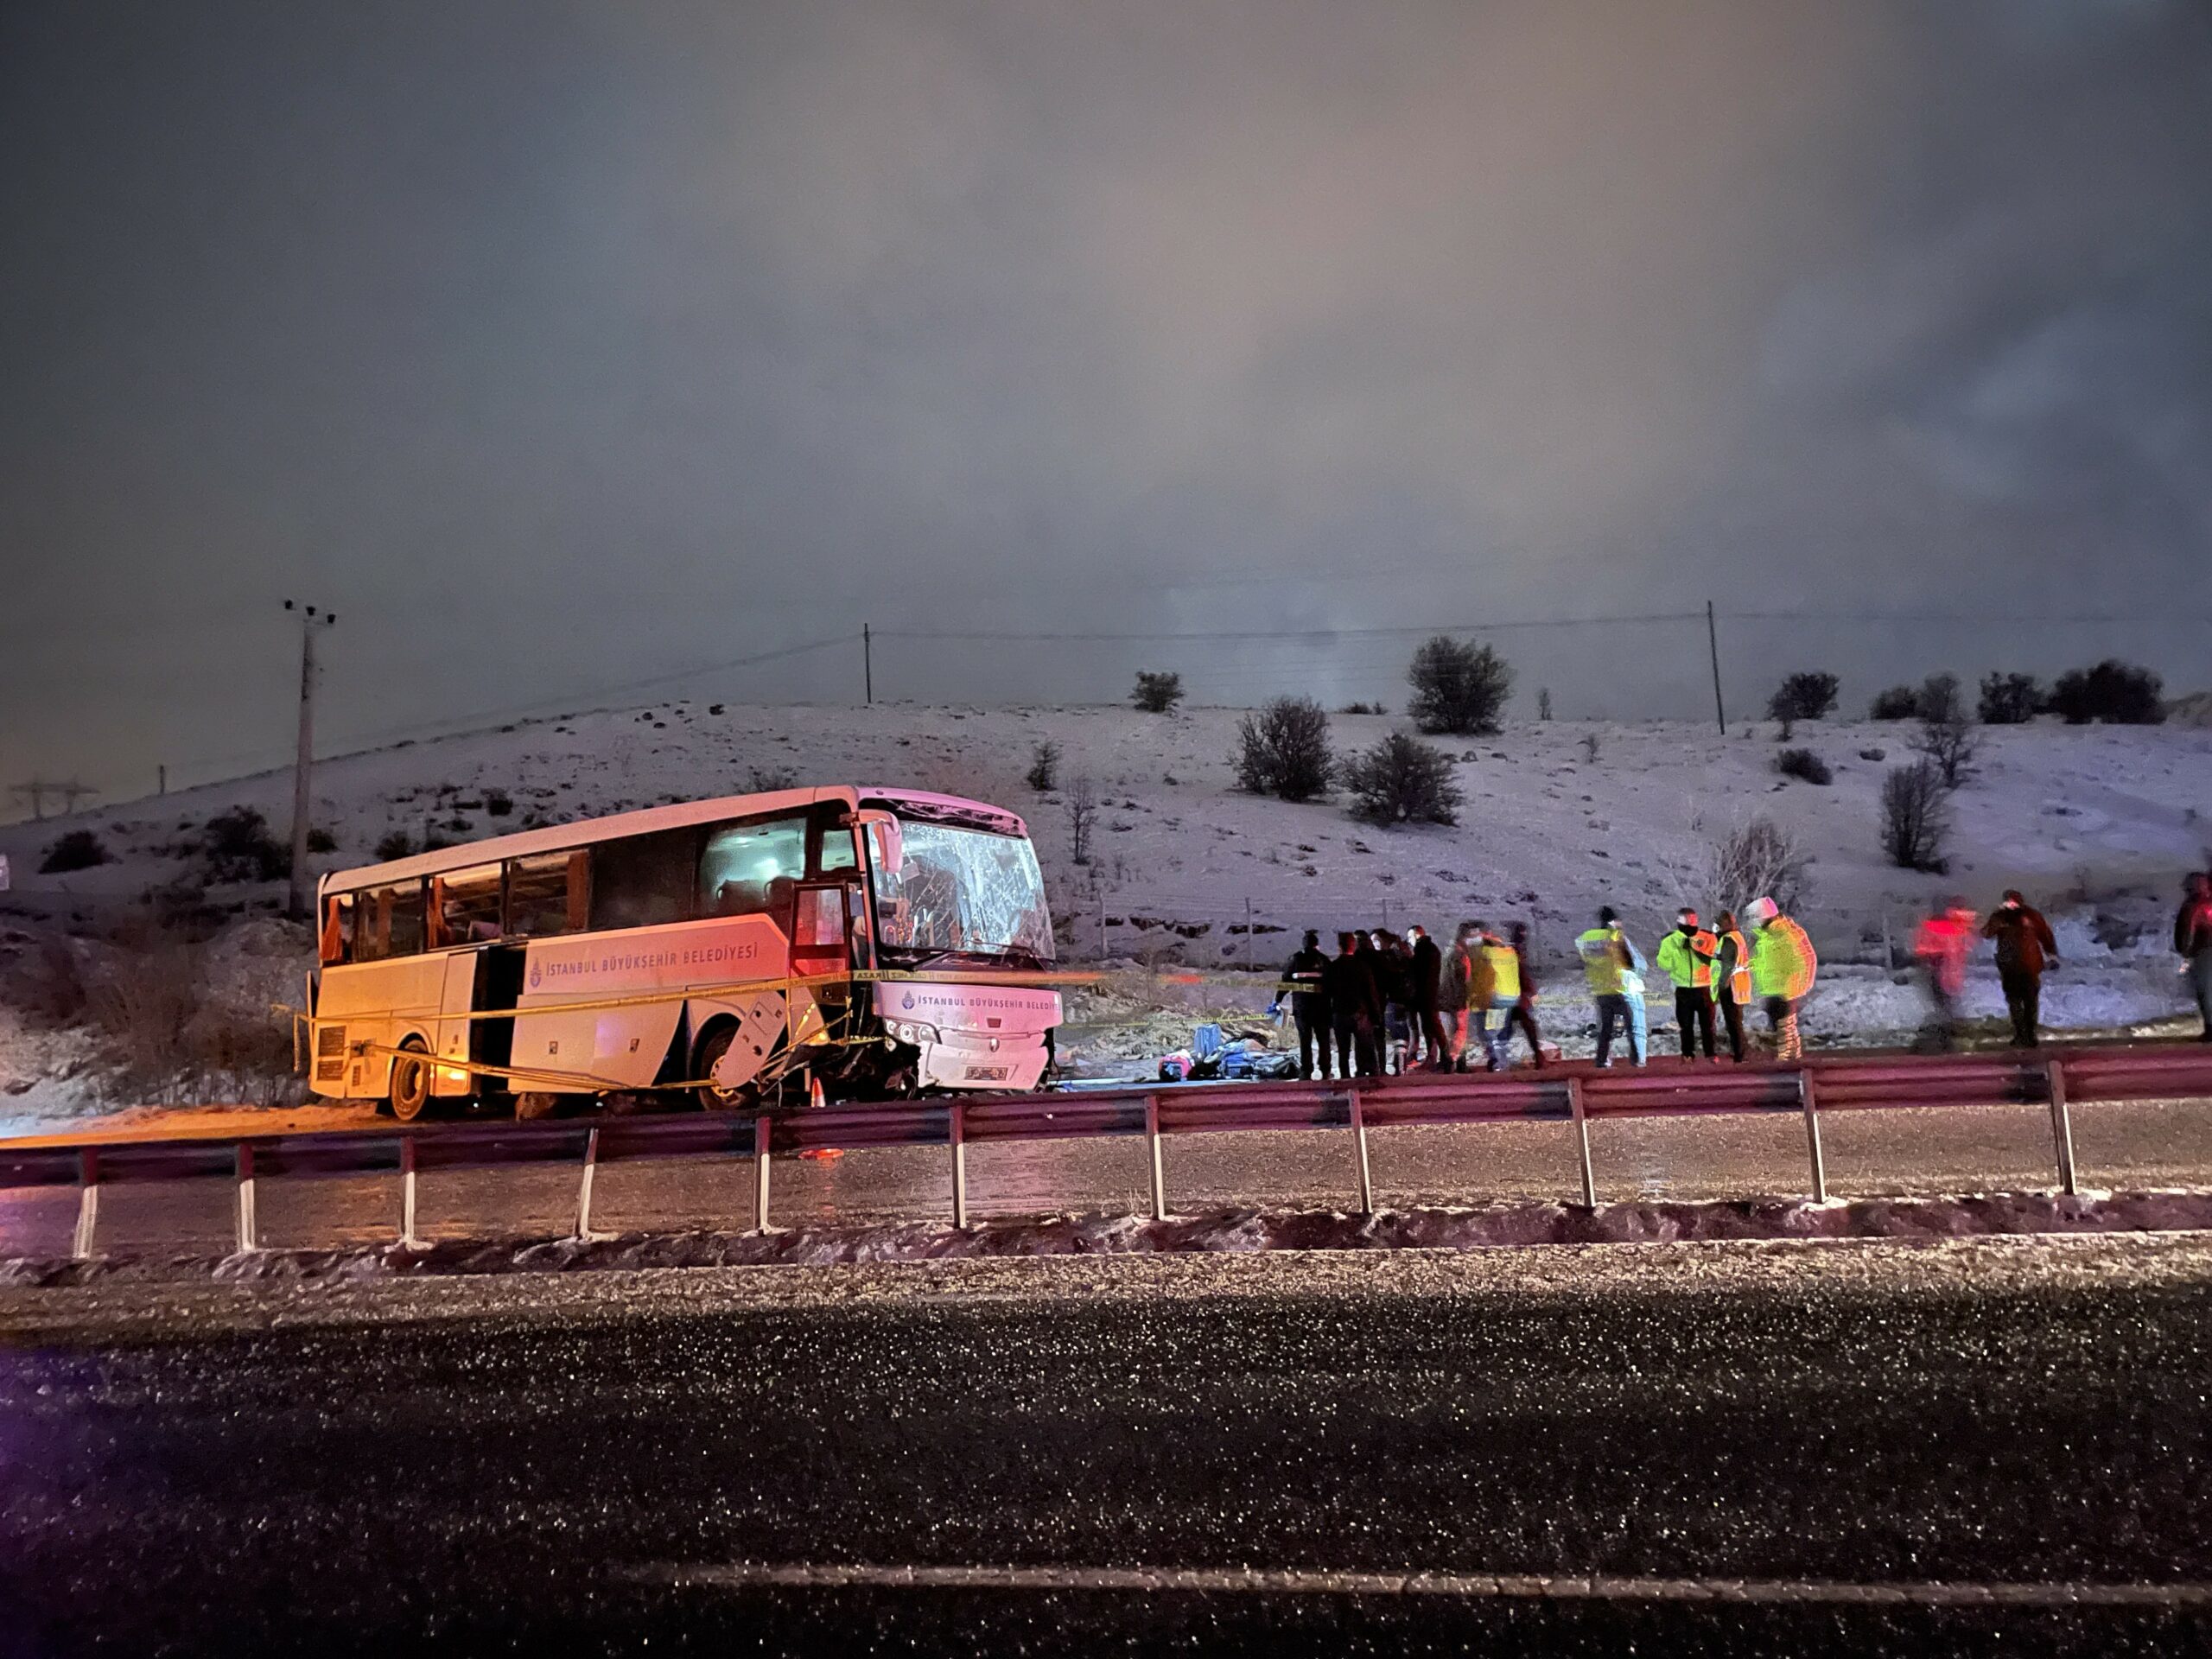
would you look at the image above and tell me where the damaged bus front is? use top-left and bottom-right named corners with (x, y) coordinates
top-left (858, 791), bottom-right (1061, 1093)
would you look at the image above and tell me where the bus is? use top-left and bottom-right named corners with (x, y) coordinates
top-left (308, 785), bottom-right (1060, 1119)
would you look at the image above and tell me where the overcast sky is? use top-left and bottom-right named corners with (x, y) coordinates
top-left (3, 0), bottom-right (2208, 810)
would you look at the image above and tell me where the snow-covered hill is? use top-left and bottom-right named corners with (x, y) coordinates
top-left (6, 701), bottom-right (2208, 957)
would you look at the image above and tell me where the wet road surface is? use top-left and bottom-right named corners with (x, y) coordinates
top-left (3, 1241), bottom-right (2212, 1654)
top-left (3, 1092), bottom-right (2209, 1259)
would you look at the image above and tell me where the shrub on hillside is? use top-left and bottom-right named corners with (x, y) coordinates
top-left (1977, 672), bottom-right (2042, 726)
top-left (1234, 697), bottom-right (1333, 803)
top-left (1405, 637), bottom-right (1511, 735)
top-left (484, 789), bottom-right (514, 817)
top-left (2047, 658), bottom-right (2164, 725)
top-left (1766, 671), bottom-right (1839, 738)
top-left (1774, 747), bottom-right (1833, 785)
top-left (1340, 733), bottom-right (1462, 828)
top-left (1067, 776), bottom-right (1097, 866)
top-left (1132, 671), bottom-right (1185, 714)
top-left (747, 765), bottom-right (799, 792)
top-left (1916, 672), bottom-right (1964, 724)
top-left (200, 808), bottom-right (289, 884)
top-left (1881, 761), bottom-right (1952, 873)
top-left (1869, 684), bottom-right (1918, 721)
top-left (374, 830), bottom-right (415, 862)
top-left (306, 827), bottom-right (338, 855)
top-left (1025, 741), bottom-right (1062, 792)
top-left (40, 830), bottom-right (111, 874)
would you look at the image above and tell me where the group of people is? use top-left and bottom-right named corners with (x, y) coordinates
top-left (1277, 896), bottom-right (1820, 1077)
top-left (1274, 869), bottom-right (2212, 1082)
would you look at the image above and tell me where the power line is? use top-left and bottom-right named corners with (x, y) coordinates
top-left (159, 631), bottom-right (864, 786)
top-left (878, 613), bottom-right (1703, 644)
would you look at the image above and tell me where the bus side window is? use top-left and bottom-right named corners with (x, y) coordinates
top-left (701, 817), bottom-right (807, 924)
top-left (591, 830), bottom-right (696, 931)
top-left (438, 865), bottom-right (503, 944)
top-left (321, 895), bottom-right (352, 964)
top-left (817, 825), bottom-right (858, 875)
top-left (354, 882), bottom-right (424, 961)
top-left (506, 852), bottom-right (582, 938)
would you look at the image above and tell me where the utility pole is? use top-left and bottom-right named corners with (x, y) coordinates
top-left (283, 601), bottom-right (337, 919)
top-left (1706, 600), bottom-right (1727, 735)
top-left (157, 765), bottom-right (167, 797)
top-left (862, 623), bottom-right (874, 706)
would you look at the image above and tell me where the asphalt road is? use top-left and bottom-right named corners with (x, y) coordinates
top-left (4, 1241), bottom-right (2212, 1655)
top-left (4, 1093), bottom-right (2210, 1259)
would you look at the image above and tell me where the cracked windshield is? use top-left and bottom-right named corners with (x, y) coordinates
top-left (874, 821), bottom-right (1053, 961)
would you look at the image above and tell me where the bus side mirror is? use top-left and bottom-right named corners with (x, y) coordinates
top-left (855, 810), bottom-right (902, 878)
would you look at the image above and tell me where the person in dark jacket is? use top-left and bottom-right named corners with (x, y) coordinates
top-left (1281, 930), bottom-right (1332, 1079)
top-left (1325, 931), bottom-right (1384, 1077)
top-left (1982, 890), bottom-right (2058, 1049)
top-left (1370, 929), bottom-right (1412, 1072)
top-left (2177, 874), bottom-right (2212, 1041)
top-left (1405, 925), bottom-right (1446, 1069)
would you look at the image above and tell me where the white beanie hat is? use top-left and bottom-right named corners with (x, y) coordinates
top-left (1746, 896), bottom-right (1779, 925)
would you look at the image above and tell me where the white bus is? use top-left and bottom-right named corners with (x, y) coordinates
top-left (308, 786), bottom-right (1060, 1119)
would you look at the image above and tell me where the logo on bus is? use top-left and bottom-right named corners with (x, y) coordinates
top-left (529, 961), bottom-right (543, 991)
top-left (901, 991), bottom-right (916, 1011)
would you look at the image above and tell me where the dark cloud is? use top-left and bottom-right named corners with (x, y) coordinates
top-left (2, 0), bottom-right (2207, 804)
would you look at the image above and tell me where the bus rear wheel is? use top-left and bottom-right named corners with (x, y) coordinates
top-left (389, 1039), bottom-right (433, 1122)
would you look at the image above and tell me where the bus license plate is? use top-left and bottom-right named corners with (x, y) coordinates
top-left (964, 1065), bottom-right (1011, 1082)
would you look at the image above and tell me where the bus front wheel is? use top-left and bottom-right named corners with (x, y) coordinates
top-left (692, 1022), bottom-right (756, 1113)
top-left (389, 1040), bottom-right (433, 1122)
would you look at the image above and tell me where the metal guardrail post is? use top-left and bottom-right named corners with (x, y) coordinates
top-left (233, 1143), bottom-right (257, 1253)
top-left (949, 1103), bottom-right (969, 1229)
top-left (2047, 1058), bottom-right (2079, 1197)
top-left (1145, 1094), bottom-right (1166, 1220)
top-left (574, 1127), bottom-right (601, 1241)
top-left (753, 1114), bottom-right (772, 1232)
top-left (73, 1148), bottom-right (99, 1260)
top-left (399, 1135), bottom-right (420, 1248)
top-left (1797, 1070), bottom-right (1827, 1203)
top-left (1349, 1090), bottom-right (1374, 1217)
top-left (1567, 1077), bottom-right (1596, 1207)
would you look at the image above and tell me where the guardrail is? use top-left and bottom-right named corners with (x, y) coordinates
top-left (5, 1043), bottom-right (2212, 1257)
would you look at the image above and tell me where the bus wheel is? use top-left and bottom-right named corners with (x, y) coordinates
top-left (389, 1040), bottom-right (433, 1122)
top-left (692, 1023), bottom-right (755, 1113)
top-left (513, 1091), bottom-right (559, 1122)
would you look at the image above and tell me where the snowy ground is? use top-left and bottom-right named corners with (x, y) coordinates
top-left (3, 702), bottom-right (2208, 1118)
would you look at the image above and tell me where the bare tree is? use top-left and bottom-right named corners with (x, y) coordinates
top-left (1707, 816), bottom-right (1812, 918)
top-left (1880, 761), bottom-right (1953, 873)
top-left (1912, 704), bottom-right (1980, 789)
top-left (1068, 775), bottom-right (1097, 866)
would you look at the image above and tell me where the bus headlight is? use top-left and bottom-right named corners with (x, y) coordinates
top-left (890, 1020), bottom-right (940, 1046)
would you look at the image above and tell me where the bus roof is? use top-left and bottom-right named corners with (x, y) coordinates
top-left (318, 785), bottom-right (1028, 898)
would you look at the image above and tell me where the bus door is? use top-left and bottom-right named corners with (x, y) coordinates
top-left (434, 951), bottom-right (476, 1093)
top-left (472, 944), bottom-right (529, 1078)
top-left (790, 881), bottom-right (856, 1041)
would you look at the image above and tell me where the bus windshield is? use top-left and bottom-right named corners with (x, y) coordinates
top-left (873, 819), bottom-right (1054, 963)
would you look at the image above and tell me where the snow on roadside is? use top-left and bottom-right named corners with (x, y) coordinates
top-left (11, 1190), bottom-right (2212, 1287)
